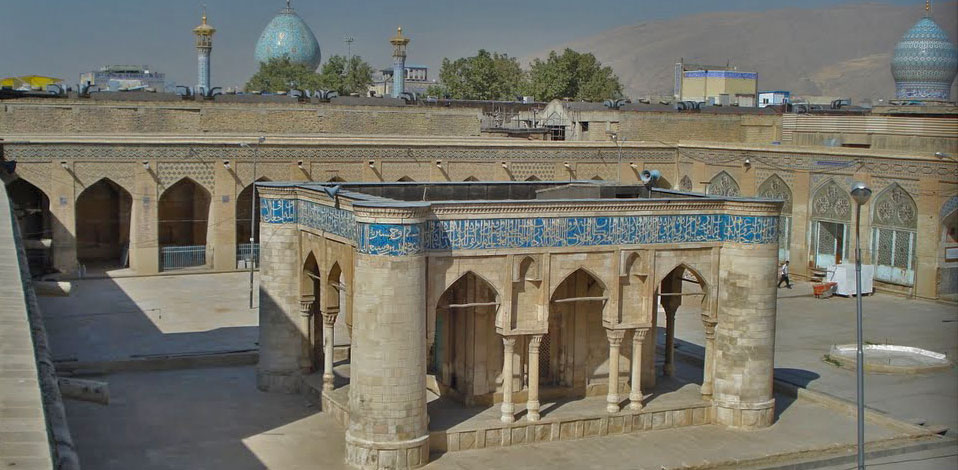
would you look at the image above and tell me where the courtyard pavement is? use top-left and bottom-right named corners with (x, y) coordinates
top-left (40, 273), bottom-right (958, 469)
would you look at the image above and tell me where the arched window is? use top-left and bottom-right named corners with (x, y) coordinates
top-left (679, 175), bottom-right (693, 192)
top-left (706, 171), bottom-right (740, 197)
top-left (758, 174), bottom-right (793, 262)
top-left (871, 184), bottom-right (918, 285)
top-left (158, 178), bottom-right (210, 270)
top-left (811, 179), bottom-right (852, 269)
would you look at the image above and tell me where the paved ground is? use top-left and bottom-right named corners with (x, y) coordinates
top-left (37, 272), bottom-right (351, 364)
top-left (40, 273), bottom-right (957, 469)
top-left (672, 280), bottom-right (958, 438)
top-left (63, 365), bottom-right (913, 470)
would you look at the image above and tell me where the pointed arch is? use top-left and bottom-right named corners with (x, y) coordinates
top-left (397, 176), bottom-right (415, 182)
top-left (811, 178), bottom-right (852, 222)
top-left (5, 177), bottom-right (51, 241)
top-left (656, 262), bottom-right (709, 296)
top-left (871, 183), bottom-right (917, 230)
top-left (757, 174), bottom-right (792, 214)
top-left (301, 251), bottom-right (321, 298)
top-left (463, 176), bottom-right (479, 182)
top-left (706, 171), bottom-right (740, 197)
top-left (433, 271), bottom-right (502, 402)
top-left (158, 177), bottom-right (211, 247)
top-left (439, 270), bottom-right (503, 303)
top-left (679, 175), bottom-right (693, 192)
top-left (327, 176), bottom-right (346, 183)
top-left (590, 175), bottom-right (604, 181)
top-left (525, 175), bottom-right (541, 182)
top-left (550, 266), bottom-right (607, 300)
top-left (301, 252), bottom-right (322, 369)
top-left (871, 183), bottom-right (918, 286)
top-left (237, 177), bottom-right (270, 247)
top-left (75, 177), bottom-right (132, 265)
top-left (326, 261), bottom-right (344, 313)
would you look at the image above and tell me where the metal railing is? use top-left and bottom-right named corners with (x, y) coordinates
top-left (160, 245), bottom-right (207, 270)
top-left (237, 243), bottom-right (259, 269)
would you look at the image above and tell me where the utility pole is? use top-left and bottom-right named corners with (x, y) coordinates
top-left (344, 35), bottom-right (354, 62)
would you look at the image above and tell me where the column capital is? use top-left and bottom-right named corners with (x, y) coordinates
top-left (632, 327), bottom-right (650, 343)
top-left (501, 335), bottom-right (517, 350)
top-left (606, 328), bottom-right (626, 346)
top-left (528, 334), bottom-right (544, 353)
top-left (701, 314), bottom-right (718, 338)
top-left (299, 295), bottom-right (315, 317)
top-left (322, 311), bottom-right (338, 327)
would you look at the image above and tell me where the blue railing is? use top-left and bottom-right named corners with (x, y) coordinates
top-left (237, 243), bottom-right (259, 269)
top-left (160, 245), bottom-right (207, 270)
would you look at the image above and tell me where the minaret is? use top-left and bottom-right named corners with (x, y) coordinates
top-left (389, 27), bottom-right (410, 98)
top-left (193, 8), bottom-right (216, 95)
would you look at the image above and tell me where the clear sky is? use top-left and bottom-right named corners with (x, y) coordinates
top-left (0, 0), bottom-right (930, 89)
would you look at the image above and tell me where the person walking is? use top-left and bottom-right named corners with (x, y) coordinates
top-left (778, 261), bottom-right (792, 289)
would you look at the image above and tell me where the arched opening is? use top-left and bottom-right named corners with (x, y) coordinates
top-left (302, 253), bottom-right (322, 370)
top-left (706, 171), bottom-right (740, 197)
top-left (432, 272), bottom-right (502, 405)
top-left (547, 268), bottom-right (611, 396)
top-left (398, 176), bottom-right (415, 182)
top-left (463, 176), bottom-right (479, 182)
top-left (5, 178), bottom-right (52, 275)
top-left (236, 178), bottom-right (268, 269)
top-left (657, 264), bottom-right (710, 392)
top-left (158, 178), bottom-right (211, 270)
top-left (75, 178), bottom-right (132, 268)
top-left (679, 175), bottom-right (693, 192)
top-left (758, 174), bottom-right (793, 262)
top-left (871, 184), bottom-right (918, 286)
top-left (810, 179), bottom-right (851, 270)
top-left (524, 175), bottom-right (541, 182)
top-left (940, 197), bottom-right (958, 301)
top-left (590, 175), bottom-right (604, 181)
top-left (327, 176), bottom-right (346, 183)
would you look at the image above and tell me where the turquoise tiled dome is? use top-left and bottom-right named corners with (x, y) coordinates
top-left (891, 17), bottom-right (958, 100)
top-left (254, 6), bottom-right (322, 70)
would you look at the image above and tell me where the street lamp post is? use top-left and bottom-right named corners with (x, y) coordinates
top-left (240, 137), bottom-right (266, 309)
top-left (850, 181), bottom-right (872, 470)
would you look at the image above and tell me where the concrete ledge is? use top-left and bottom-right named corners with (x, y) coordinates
top-left (55, 350), bottom-right (259, 375)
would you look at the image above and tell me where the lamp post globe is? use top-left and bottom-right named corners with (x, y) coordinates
top-left (851, 182), bottom-right (872, 206)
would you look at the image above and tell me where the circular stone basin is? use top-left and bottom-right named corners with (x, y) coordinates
top-left (827, 344), bottom-right (953, 374)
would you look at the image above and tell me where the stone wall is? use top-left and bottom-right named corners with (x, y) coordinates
top-left (619, 113), bottom-right (780, 144)
top-left (0, 99), bottom-right (481, 136)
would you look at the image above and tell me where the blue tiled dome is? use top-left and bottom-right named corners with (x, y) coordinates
top-left (254, 6), bottom-right (322, 70)
top-left (891, 17), bottom-right (958, 100)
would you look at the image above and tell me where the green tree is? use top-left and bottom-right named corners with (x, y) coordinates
top-left (525, 49), bottom-right (623, 102)
top-left (317, 55), bottom-right (375, 96)
top-left (245, 57), bottom-right (323, 93)
top-left (436, 50), bottom-right (523, 100)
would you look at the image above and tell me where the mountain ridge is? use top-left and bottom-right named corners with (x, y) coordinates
top-left (531, 2), bottom-right (958, 102)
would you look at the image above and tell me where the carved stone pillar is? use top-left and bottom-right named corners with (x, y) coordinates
top-left (629, 328), bottom-right (649, 411)
top-left (527, 334), bottom-right (543, 422)
top-left (500, 336), bottom-right (517, 423)
top-left (322, 310), bottom-right (338, 391)
top-left (606, 329), bottom-right (625, 413)
top-left (663, 306), bottom-right (677, 377)
top-left (701, 315), bottom-right (718, 398)
top-left (299, 295), bottom-right (315, 372)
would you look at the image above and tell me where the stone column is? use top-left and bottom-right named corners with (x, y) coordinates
top-left (629, 328), bottom-right (649, 411)
top-left (50, 161), bottom-right (77, 273)
top-left (526, 334), bottom-right (543, 421)
top-left (256, 199), bottom-right (307, 393)
top-left (606, 329), bottom-right (625, 413)
top-left (322, 310), bottom-right (338, 391)
top-left (701, 315), bottom-right (718, 398)
top-left (299, 295), bottom-right (315, 372)
top-left (712, 242), bottom-right (778, 430)
top-left (346, 208), bottom-right (428, 470)
top-left (663, 306), bottom-right (677, 377)
top-left (500, 336), bottom-right (517, 423)
top-left (129, 160), bottom-right (159, 274)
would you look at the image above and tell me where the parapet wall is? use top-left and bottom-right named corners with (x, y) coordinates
top-left (0, 99), bottom-right (482, 136)
top-left (0, 183), bottom-right (79, 469)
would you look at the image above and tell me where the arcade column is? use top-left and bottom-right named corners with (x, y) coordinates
top-left (346, 206), bottom-right (429, 469)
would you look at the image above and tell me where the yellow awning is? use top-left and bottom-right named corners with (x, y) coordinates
top-left (1, 76), bottom-right (63, 90)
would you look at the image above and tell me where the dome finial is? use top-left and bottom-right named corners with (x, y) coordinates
top-left (925, 0), bottom-right (931, 16)
top-left (202, 4), bottom-right (207, 24)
